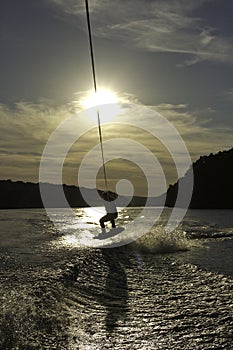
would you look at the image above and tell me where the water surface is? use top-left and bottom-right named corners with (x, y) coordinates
top-left (0, 208), bottom-right (233, 349)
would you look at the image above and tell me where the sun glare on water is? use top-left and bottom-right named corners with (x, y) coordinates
top-left (80, 88), bottom-right (122, 123)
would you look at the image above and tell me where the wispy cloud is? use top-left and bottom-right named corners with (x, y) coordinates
top-left (49, 0), bottom-right (233, 65)
top-left (1, 97), bottom-right (232, 192)
top-left (224, 88), bottom-right (233, 101)
top-left (154, 102), bottom-right (233, 157)
top-left (49, 0), bottom-right (107, 15)
top-left (0, 101), bottom-right (71, 182)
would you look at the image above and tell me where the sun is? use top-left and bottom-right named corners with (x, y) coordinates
top-left (80, 88), bottom-right (122, 123)
top-left (81, 88), bottom-right (118, 109)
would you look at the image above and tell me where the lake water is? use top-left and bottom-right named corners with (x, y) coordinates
top-left (0, 208), bottom-right (233, 349)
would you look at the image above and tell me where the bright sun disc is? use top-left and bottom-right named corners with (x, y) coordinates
top-left (81, 88), bottom-right (117, 109)
top-left (80, 88), bottom-right (121, 123)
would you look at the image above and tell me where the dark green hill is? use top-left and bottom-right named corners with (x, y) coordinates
top-left (0, 180), bottom-right (88, 209)
top-left (0, 180), bottom-right (162, 209)
top-left (166, 148), bottom-right (233, 209)
top-left (2, 147), bottom-right (232, 209)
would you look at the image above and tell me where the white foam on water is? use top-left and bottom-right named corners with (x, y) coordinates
top-left (132, 225), bottom-right (195, 254)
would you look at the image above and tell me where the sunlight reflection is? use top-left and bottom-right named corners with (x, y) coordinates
top-left (51, 207), bottom-right (142, 249)
top-left (82, 207), bottom-right (105, 224)
top-left (52, 207), bottom-right (106, 248)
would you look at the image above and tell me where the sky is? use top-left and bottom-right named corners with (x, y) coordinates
top-left (0, 0), bottom-right (233, 196)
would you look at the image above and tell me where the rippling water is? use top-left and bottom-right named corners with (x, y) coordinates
top-left (0, 208), bottom-right (233, 349)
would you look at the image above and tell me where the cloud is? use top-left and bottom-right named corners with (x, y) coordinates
top-left (49, 0), bottom-right (107, 16)
top-left (49, 0), bottom-right (233, 65)
top-left (0, 101), bottom-right (72, 182)
top-left (224, 89), bottom-right (233, 101)
top-left (1, 97), bottom-right (232, 194)
top-left (154, 102), bottom-right (233, 157)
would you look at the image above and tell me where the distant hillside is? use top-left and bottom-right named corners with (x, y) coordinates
top-left (166, 148), bottom-right (233, 209)
top-left (0, 180), bottom-right (163, 209)
top-left (2, 148), bottom-right (232, 209)
top-left (0, 180), bottom-right (87, 209)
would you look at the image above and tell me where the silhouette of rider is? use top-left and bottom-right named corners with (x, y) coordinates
top-left (98, 191), bottom-right (118, 230)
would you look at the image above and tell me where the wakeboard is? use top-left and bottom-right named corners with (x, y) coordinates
top-left (93, 227), bottom-right (125, 240)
